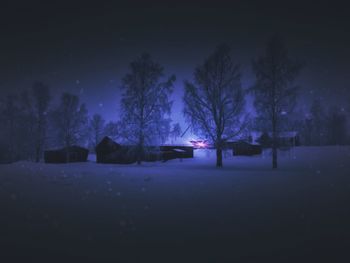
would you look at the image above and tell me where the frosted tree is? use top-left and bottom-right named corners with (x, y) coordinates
top-left (88, 114), bottom-right (105, 150)
top-left (120, 53), bottom-right (175, 164)
top-left (170, 123), bottom-right (182, 144)
top-left (252, 35), bottom-right (302, 168)
top-left (51, 92), bottom-right (88, 148)
top-left (18, 90), bottom-right (36, 159)
top-left (1, 91), bottom-right (37, 161)
top-left (183, 44), bottom-right (247, 167)
top-left (31, 82), bottom-right (51, 162)
top-left (1, 94), bottom-right (20, 161)
top-left (104, 121), bottom-right (121, 142)
top-left (327, 106), bottom-right (347, 145)
top-left (0, 84), bottom-right (51, 162)
top-left (310, 98), bottom-right (326, 145)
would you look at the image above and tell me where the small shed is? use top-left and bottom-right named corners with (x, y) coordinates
top-left (277, 131), bottom-right (300, 147)
top-left (96, 137), bottom-right (194, 164)
top-left (95, 137), bottom-right (138, 164)
top-left (95, 136), bottom-right (122, 163)
top-left (44, 146), bottom-right (89, 163)
top-left (232, 141), bottom-right (262, 156)
top-left (160, 146), bottom-right (194, 161)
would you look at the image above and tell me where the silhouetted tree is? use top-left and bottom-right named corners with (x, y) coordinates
top-left (18, 90), bottom-right (36, 159)
top-left (88, 114), bottom-right (105, 150)
top-left (51, 92), bottom-right (88, 148)
top-left (327, 106), bottom-right (347, 145)
top-left (104, 121), bottom-right (121, 142)
top-left (155, 118), bottom-right (171, 145)
top-left (0, 91), bottom-right (36, 161)
top-left (251, 116), bottom-right (270, 132)
top-left (1, 94), bottom-right (19, 161)
top-left (0, 86), bottom-right (50, 162)
top-left (252, 35), bottom-right (302, 168)
top-left (0, 99), bottom-right (7, 162)
top-left (301, 117), bottom-right (313, 146)
top-left (310, 98), bottom-right (326, 145)
top-left (257, 132), bottom-right (272, 148)
top-left (120, 53), bottom-right (175, 164)
top-left (170, 123), bottom-right (182, 144)
top-left (31, 82), bottom-right (51, 162)
top-left (184, 44), bottom-right (247, 167)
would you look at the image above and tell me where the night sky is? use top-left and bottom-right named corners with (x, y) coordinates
top-left (1, 0), bottom-right (349, 125)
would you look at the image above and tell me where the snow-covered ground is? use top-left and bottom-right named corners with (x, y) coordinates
top-left (1, 146), bottom-right (350, 262)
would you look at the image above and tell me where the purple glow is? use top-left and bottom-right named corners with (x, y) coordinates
top-left (190, 140), bottom-right (209, 149)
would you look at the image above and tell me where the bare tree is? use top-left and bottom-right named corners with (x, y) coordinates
top-left (183, 44), bottom-right (247, 167)
top-left (327, 106), bottom-right (347, 145)
top-left (89, 114), bottom-right (105, 150)
top-left (0, 86), bottom-right (50, 162)
top-left (18, 90), bottom-right (36, 160)
top-left (120, 53), bottom-right (175, 164)
top-left (310, 98), bottom-right (326, 145)
top-left (0, 91), bottom-right (36, 161)
top-left (170, 123), bottom-right (182, 144)
top-left (104, 121), bottom-right (121, 142)
top-left (31, 82), bottom-right (51, 162)
top-left (252, 35), bottom-right (302, 168)
top-left (1, 94), bottom-right (20, 162)
top-left (51, 92), bottom-right (88, 148)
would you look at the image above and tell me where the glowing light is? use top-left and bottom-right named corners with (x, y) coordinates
top-left (189, 140), bottom-right (208, 149)
top-left (197, 141), bottom-right (206, 148)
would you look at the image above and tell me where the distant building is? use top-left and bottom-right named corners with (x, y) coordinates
top-left (44, 146), bottom-right (89, 163)
top-left (276, 131), bottom-right (300, 147)
top-left (251, 131), bottom-right (300, 148)
top-left (231, 141), bottom-right (262, 156)
top-left (95, 136), bottom-right (194, 164)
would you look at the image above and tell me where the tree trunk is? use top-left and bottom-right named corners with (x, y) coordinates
top-left (137, 149), bottom-right (142, 165)
top-left (35, 119), bottom-right (43, 163)
top-left (216, 148), bottom-right (223, 167)
top-left (35, 146), bottom-right (40, 163)
top-left (272, 143), bottom-right (277, 169)
top-left (272, 120), bottom-right (278, 169)
top-left (137, 133), bottom-right (144, 165)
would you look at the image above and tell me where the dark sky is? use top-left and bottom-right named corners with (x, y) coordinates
top-left (1, 0), bottom-right (349, 125)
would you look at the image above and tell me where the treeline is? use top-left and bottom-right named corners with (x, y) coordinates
top-left (0, 86), bottom-right (182, 164)
top-left (298, 100), bottom-right (348, 146)
top-left (0, 35), bottom-right (348, 167)
top-left (252, 104), bottom-right (348, 147)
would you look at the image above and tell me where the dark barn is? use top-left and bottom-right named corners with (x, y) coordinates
top-left (44, 146), bottom-right (89, 163)
top-left (95, 136), bottom-right (123, 163)
top-left (95, 137), bottom-right (138, 164)
top-left (232, 141), bottom-right (262, 156)
top-left (256, 131), bottom-right (300, 148)
top-left (278, 131), bottom-right (300, 148)
top-left (96, 137), bottom-right (194, 164)
top-left (160, 146), bottom-right (194, 161)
